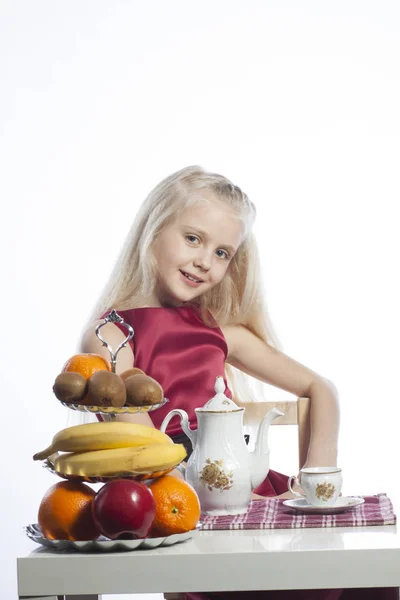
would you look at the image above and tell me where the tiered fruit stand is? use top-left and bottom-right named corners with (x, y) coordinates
top-left (25, 309), bottom-right (198, 551)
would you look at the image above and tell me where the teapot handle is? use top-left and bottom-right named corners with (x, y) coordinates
top-left (160, 409), bottom-right (198, 448)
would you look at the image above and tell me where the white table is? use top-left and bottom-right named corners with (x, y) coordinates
top-left (17, 520), bottom-right (400, 599)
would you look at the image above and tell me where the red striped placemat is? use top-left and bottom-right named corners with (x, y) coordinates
top-left (200, 494), bottom-right (396, 530)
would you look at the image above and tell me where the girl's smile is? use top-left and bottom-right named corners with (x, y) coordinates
top-left (179, 269), bottom-right (204, 287)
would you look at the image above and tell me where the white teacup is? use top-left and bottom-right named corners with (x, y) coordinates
top-left (288, 467), bottom-right (343, 507)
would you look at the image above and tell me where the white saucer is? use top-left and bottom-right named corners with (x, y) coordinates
top-left (283, 496), bottom-right (365, 514)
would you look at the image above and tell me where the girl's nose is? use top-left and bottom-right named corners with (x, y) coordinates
top-left (194, 252), bottom-right (211, 271)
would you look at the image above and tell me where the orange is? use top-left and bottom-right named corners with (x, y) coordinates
top-left (148, 475), bottom-right (201, 536)
top-left (38, 480), bottom-right (101, 541)
top-left (62, 353), bottom-right (111, 380)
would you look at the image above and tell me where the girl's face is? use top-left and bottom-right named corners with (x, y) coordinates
top-left (150, 197), bottom-right (244, 307)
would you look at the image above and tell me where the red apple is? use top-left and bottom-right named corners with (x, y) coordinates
top-left (93, 479), bottom-right (155, 539)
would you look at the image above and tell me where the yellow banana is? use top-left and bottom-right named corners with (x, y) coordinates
top-left (33, 421), bottom-right (172, 460)
top-left (52, 443), bottom-right (187, 477)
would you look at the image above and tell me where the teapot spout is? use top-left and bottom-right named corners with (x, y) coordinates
top-left (249, 407), bottom-right (284, 490)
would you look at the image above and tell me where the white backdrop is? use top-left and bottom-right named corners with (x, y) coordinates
top-left (1, 2), bottom-right (399, 599)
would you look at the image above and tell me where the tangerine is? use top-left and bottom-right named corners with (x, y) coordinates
top-left (62, 353), bottom-right (111, 380)
top-left (38, 480), bottom-right (101, 541)
top-left (148, 475), bottom-right (201, 536)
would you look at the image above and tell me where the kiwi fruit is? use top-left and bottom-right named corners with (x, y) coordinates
top-left (86, 371), bottom-right (127, 408)
top-left (124, 374), bottom-right (163, 407)
top-left (53, 372), bottom-right (88, 404)
top-left (120, 367), bottom-right (146, 381)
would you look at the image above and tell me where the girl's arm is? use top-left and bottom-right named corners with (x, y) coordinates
top-left (223, 325), bottom-right (340, 468)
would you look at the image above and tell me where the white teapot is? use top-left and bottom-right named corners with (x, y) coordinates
top-left (160, 377), bottom-right (284, 515)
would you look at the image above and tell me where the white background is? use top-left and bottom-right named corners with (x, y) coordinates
top-left (1, 1), bottom-right (399, 599)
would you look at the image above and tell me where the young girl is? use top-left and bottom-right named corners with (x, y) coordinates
top-left (80, 166), bottom-right (395, 600)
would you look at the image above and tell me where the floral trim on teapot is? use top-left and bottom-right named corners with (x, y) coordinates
top-left (199, 458), bottom-right (234, 492)
top-left (316, 482), bottom-right (335, 501)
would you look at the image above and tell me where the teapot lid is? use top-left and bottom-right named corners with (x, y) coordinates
top-left (199, 376), bottom-right (241, 412)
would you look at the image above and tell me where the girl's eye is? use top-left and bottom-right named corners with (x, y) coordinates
top-left (186, 235), bottom-right (199, 244)
top-left (216, 249), bottom-right (229, 260)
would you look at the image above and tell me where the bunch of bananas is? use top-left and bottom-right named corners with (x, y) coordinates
top-left (33, 422), bottom-right (186, 478)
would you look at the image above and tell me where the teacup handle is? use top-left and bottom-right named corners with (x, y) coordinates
top-left (288, 475), bottom-right (305, 498)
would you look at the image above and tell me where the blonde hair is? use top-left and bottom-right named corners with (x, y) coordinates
top-left (88, 166), bottom-right (282, 404)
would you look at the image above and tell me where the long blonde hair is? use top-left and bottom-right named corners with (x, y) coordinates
top-left (88, 166), bottom-right (282, 404)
